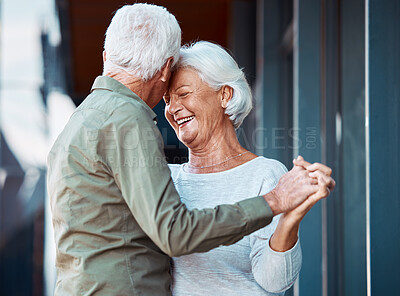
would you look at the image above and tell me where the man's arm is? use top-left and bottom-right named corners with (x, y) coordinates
top-left (104, 103), bottom-right (319, 256)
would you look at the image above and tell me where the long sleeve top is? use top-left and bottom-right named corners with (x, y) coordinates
top-left (169, 157), bottom-right (302, 295)
top-left (47, 76), bottom-right (274, 295)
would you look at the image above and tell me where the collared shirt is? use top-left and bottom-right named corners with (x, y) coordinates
top-left (47, 76), bottom-right (273, 295)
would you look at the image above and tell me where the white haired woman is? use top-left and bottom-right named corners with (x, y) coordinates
top-left (164, 41), bottom-right (332, 295)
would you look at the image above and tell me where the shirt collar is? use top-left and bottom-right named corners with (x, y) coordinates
top-left (91, 76), bottom-right (157, 122)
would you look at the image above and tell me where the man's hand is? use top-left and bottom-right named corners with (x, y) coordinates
top-left (263, 163), bottom-right (319, 215)
top-left (294, 155), bottom-right (335, 198)
top-left (281, 156), bottom-right (336, 221)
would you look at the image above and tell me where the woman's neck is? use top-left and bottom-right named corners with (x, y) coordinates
top-left (186, 125), bottom-right (256, 174)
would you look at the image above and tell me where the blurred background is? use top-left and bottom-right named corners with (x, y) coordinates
top-left (0, 0), bottom-right (398, 295)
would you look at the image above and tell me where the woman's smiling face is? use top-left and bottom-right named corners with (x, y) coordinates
top-left (164, 67), bottom-right (228, 149)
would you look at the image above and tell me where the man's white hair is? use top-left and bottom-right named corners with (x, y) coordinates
top-left (178, 41), bottom-right (252, 129)
top-left (103, 3), bottom-right (181, 80)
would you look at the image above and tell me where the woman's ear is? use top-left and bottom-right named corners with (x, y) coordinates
top-left (220, 85), bottom-right (233, 109)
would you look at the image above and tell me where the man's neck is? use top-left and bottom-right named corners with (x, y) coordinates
top-left (106, 71), bottom-right (159, 108)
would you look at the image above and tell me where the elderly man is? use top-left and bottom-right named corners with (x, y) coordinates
top-left (47, 3), bottom-right (334, 295)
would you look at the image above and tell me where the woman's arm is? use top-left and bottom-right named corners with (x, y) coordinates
top-left (271, 157), bottom-right (336, 251)
top-left (249, 161), bottom-right (302, 294)
top-left (271, 157), bottom-right (335, 251)
top-left (269, 215), bottom-right (300, 252)
top-left (249, 216), bottom-right (302, 294)
top-left (251, 158), bottom-right (335, 293)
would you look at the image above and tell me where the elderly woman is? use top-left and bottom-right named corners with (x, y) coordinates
top-left (163, 41), bottom-right (332, 295)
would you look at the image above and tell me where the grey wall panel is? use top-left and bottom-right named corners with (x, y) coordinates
top-left (340, 0), bottom-right (367, 295)
top-left (368, 0), bottom-right (400, 294)
top-left (294, 0), bottom-right (323, 295)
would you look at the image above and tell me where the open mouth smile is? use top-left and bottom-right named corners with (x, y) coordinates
top-left (176, 116), bottom-right (195, 126)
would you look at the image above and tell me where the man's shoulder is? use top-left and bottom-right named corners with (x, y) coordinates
top-left (51, 92), bottom-right (151, 148)
top-left (79, 90), bottom-right (146, 117)
top-left (71, 92), bottom-right (154, 134)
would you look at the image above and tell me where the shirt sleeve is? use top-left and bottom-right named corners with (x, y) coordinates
top-left (100, 103), bottom-right (274, 257)
top-left (249, 162), bottom-right (302, 294)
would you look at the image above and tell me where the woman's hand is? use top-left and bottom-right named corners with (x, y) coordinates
top-left (284, 156), bottom-right (335, 222)
top-left (269, 156), bottom-right (335, 252)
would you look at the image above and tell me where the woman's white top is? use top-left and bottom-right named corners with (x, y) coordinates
top-left (169, 156), bottom-right (302, 296)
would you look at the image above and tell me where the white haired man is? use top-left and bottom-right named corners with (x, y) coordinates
top-left (47, 3), bottom-right (335, 295)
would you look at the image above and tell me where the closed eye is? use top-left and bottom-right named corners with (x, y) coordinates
top-left (179, 92), bottom-right (191, 97)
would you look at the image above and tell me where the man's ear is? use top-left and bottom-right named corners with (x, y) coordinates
top-left (220, 85), bottom-right (233, 109)
top-left (160, 57), bottom-right (174, 82)
top-left (103, 51), bottom-right (107, 62)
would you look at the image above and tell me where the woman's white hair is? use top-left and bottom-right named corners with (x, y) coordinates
top-left (103, 3), bottom-right (181, 80)
top-left (178, 41), bottom-right (253, 128)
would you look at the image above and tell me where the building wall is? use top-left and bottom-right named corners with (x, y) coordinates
top-left (258, 0), bottom-right (399, 295)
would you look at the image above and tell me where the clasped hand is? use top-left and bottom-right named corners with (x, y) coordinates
top-left (267, 156), bottom-right (335, 252)
top-left (266, 156), bottom-right (336, 217)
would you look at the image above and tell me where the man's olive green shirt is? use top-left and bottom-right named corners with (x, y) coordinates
top-left (47, 76), bottom-right (273, 295)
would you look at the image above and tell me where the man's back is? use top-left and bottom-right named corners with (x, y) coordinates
top-left (48, 77), bottom-right (172, 295)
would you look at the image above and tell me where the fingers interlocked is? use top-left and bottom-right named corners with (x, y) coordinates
top-left (293, 155), bottom-right (336, 201)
